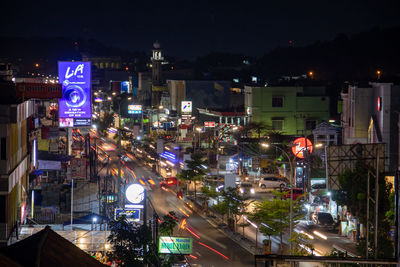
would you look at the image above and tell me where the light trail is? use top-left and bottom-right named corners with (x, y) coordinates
top-left (198, 242), bottom-right (229, 260)
top-left (300, 230), bottom-right (314, 240)
top-left (186, 227), bottom-right (200, 239)
top-left (313, 230), bottom-right (327, 240)
top-left (189, 254), bottom-right (198, 260)
top-left (179, 208), bottom-right (190, 217)
top-left (179, 218), bottom-right (187, 229)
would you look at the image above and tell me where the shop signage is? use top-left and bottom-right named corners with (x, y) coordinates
top-left (115, 208), bottom-right (140, 221)
top-left (181, 101), bottom-right (192, 113)
top-left (204, 121), bottom-right (215, 127)
top-left (158, 236), bottom-right (193, 254)
top-left (292, 137), bottom-right (313, 158)
top-left (128, 105), bottom-right (142, 114)
top-left (125, 184), bottom-right (145, 204)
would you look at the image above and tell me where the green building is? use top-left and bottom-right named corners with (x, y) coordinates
top-left (244, 86), bottom-right (330, 135)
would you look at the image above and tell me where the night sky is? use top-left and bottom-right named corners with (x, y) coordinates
top-left (3, 0), bottom-right (400, 58)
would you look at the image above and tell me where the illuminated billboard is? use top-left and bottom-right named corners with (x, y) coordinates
top-left (158, 236), bottom-right (193, 254)
top-left (128, 105), bottom-right (142, 114)
top-left (121, 81), bottom-right (130, 93)
top-left (58, 62), bottom-right (91, 127)
top-left (181, 101), bottom-right (192, 113)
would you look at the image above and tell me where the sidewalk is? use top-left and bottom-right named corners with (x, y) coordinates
top-left (182, 195), bottom-right (265, 255)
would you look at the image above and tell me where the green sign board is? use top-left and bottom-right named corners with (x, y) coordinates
top-left (158, 236), bottom-right (193, 254)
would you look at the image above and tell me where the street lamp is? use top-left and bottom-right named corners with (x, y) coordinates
top-left (261, 142), bottom-right (294, 254)
top-left (196, 127), bottom-right (202, 152)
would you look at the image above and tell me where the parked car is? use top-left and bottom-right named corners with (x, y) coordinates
top-left (283, 188), bottom-right (304, 200)
top-left (258, 176), bottom-right (287, 189)
top-left (238, 183), bottom-right (256, 195)
top-left (312, 212), bottom-right (335, 230)
top-left (160, 177), bottom-right (178, 187)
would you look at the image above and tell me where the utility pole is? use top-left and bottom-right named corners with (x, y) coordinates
top-left (366, 171), bottom-right (370, 258)
top-left (374, 147), bottom-right (380, 258)
top-left (118, 102), bottom-right (123, 208)
top-left (70, 178), bottom-right (74, 231)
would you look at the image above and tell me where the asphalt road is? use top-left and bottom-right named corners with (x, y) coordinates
top-left (94, 135), bottom-right (357, 263)
top-left (127, 156), bottom-right (254, 267)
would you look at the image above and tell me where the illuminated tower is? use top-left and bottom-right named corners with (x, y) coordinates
top-left (151, 41), bottom-right (163, 86)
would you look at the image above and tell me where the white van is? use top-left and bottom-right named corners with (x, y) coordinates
top-left (258, 176), bottom-right (287, 189)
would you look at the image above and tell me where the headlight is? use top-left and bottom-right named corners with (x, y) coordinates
top-left (239, 188), bottom-right (244, 194)
top-left (250, 188), bottom-right (255, 194)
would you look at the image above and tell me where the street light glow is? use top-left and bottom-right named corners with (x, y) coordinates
top-left (261, 143), bottom-right (270, 148)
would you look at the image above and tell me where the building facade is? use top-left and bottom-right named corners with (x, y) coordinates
top-left (244, 86), bottom-right (330, 135)
top-left (0, 100), bottom-right (34, 246)
top-left (341, 82), bottom-right (400, 173)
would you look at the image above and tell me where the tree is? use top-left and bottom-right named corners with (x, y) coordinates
top-left (159, 211), bottom-right (178, 236)
top-left (177, 153), bottom-right (207, 199)
top-left (93, 112), bottom-right (114, 135)
top-left (108, 215), bottom-right (161, 266)
top-left (213, 187), bottom-right (251, 232)
top-left (250, 190), bottom-right (304, 252)
top-left (332, 161), bottom-right (394, 258)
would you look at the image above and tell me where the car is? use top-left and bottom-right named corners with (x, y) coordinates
top-left (283, 188), bottom-right (304, 200)
top-left (312, 212), bottom-right (335, 230)
top-left (238, 183), bottom-right (256, 195)
top-left (258, 176), bottom-right (287, 189)
top-left (121, 155), bottom-right (133, 162)
top-left (160, 177), bottom-right (178, 187)
top-left (312, 183), bottom-right (326, 189)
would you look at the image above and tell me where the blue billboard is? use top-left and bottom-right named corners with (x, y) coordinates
top-left (115, 208), bottom-right (140, 221)
top-left (121, 81), bottom-right (130, 93)
top-left (58, 62), bottom-right (91, 127)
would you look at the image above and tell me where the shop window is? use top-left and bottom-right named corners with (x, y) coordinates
top-left (272, 96), bottom-right (284, 107)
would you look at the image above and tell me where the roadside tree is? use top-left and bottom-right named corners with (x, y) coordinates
top-left (250, 190), bottom-right (303, 252)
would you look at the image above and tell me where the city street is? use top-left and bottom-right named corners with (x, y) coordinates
top-left (126, 154), bottom-right (254, 266)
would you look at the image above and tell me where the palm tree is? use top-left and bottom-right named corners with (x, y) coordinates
top-left (177, 153), bottom-right (207, 199)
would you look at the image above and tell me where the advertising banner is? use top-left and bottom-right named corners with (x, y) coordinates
top-left (181, 101), bottom-right (192, 113)
top-left (114, 208), bottom-right (140, 221)
top-left (58, 62), bottom-right (92, 127)
top-left (70, 158), bottom-right (86, 179)
top-left (158, 236), bottom-right (193, 254)
top-left (16, 83), bottom-right (62, 99)
top-left (121, 81), bottom-right (130, 93)
top-left (128, 105), bottom-right (142, 114)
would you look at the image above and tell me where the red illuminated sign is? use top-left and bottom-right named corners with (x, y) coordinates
top-left (377, 97), bottom-right (382, 112)
top-left (204, 121), bottom-right (216, 127)
top-left (291, 137), bottom-right (313, 158)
